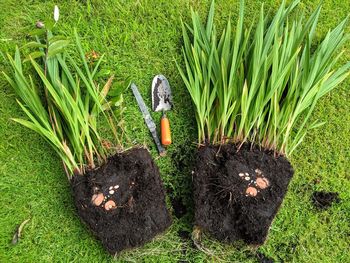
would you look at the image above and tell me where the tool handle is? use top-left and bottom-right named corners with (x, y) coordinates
top-left (161, 113), bottom-right (172, 146)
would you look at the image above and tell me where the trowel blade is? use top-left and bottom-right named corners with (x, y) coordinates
top-left (152, 74), bottom-right (172, 112)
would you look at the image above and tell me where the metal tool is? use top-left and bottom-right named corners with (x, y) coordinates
top-left (131, 83), bottom-right (166, 156)
top-left (151, 75), bottom-right (173, 146)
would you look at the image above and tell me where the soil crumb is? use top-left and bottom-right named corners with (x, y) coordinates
top-left (72, 148), bottom-right (171, 254)
top-left (312, 191), bottom-right (340, 209)
top-left (193, 144), bottom-right (293, 245)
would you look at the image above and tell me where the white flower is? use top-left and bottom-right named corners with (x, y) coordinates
top-left (54, 5), bottom-right (59, 22)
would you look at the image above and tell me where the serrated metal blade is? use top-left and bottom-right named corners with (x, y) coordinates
top-left (131, 83), bottom-right (165, 156)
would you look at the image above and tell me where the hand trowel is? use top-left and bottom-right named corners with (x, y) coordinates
top-left (152, 75), bottom-right (173, 146)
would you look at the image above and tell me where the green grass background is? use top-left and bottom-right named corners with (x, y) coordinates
top-left (0, 0), bottom-right (349, 262)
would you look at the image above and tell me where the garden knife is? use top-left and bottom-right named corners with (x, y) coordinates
top-left (131, 83), bottom-right (166, 156)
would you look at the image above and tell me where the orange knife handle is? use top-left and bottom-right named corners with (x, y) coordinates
top-left (161, 114), bottom-right (172, 146)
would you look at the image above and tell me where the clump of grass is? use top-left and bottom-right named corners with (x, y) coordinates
top-left (2, 16), bottom-right (124, 178)
top-left (178, 0), bottom-right (350, 156)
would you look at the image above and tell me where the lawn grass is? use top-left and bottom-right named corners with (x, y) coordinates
top-left (0, 0), bottom-right (349, 262)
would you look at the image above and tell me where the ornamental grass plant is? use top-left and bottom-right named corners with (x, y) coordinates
top-left (2, 11), bottom-right (171, 254)
top-left (178, 0), bottom-right (350, 245)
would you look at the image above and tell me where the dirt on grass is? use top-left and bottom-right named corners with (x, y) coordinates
top-left (256, 251), bottom-right (275, 263)
top-left (193, 144), bottom-right (294, 245)
top-left (312, 191), bottom-right (340, 209)
top-left (71, 148), bottom-right (172, 254)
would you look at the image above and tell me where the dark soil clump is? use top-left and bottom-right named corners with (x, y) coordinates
top-left (193, 144), bottom-right (293, 245)
top-left (256, 252), bottom-right (275, 263)
top-left (72, 148), bottom-right (171, 254)
top-left (178, 230), bottom-right (190, 240)
top-left (171, 197), bottom-right (187, 218)
top-left (312, 191), bottom-right (340, 209)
